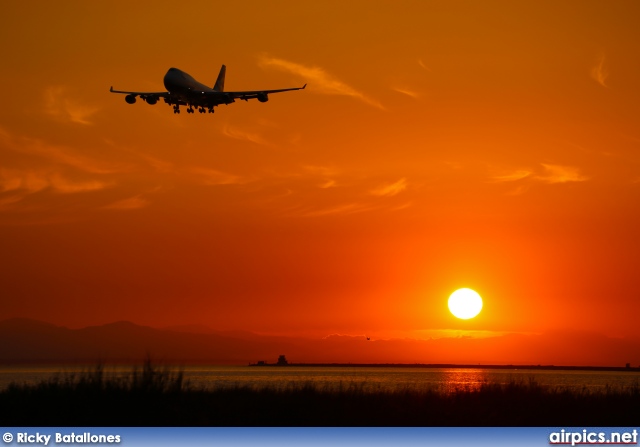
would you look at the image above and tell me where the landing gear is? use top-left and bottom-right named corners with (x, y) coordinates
top-left (171, 104), bottom-right (215, 114)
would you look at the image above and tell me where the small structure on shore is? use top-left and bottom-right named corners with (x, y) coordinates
top-left (249, 355), bottom-right (289, 366)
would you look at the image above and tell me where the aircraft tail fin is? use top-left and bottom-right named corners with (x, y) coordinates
top-left (213, 65), bottom-right (226, 92)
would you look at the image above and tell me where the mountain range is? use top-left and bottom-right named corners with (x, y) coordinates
top-left (1, 318), bottom-right (639, 367)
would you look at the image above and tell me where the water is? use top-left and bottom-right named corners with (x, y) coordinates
top-left (1, 365), bottom-right (639, 393)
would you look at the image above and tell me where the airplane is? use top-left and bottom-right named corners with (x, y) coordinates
top-left (110, 65), bottom-right (306, 114)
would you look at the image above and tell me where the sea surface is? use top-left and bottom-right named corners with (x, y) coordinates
top-left (1, 365), bottom-right (640, 393)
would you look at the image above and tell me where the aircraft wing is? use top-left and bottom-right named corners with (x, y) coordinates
top-left (109, 87), bottom-right (169, 97)
top-left (110, 87), bottom-right (171, 105)
top-left (223, 84), bottom-right (307, 101)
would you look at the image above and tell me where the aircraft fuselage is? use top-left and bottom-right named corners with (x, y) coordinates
top-left (162, 67), bottom-right (235, 108)
top-left (163, 68), bottom-right (214, 94)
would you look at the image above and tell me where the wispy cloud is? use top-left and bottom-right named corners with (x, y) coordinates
top-left (44, 86), bottom-right (100, 125)
top-left (0, 169), bottom-right (110, 194)
top-left (392, 201), bottom-right (413, 211)
top-left (298, 202), bottom-right (376, 218)
top-left (0, 126), bottom-right (125, 174)
top-left (392, 86), bottom-right (421, 99)
top-left (49, 173), bottom-right (109, 193)
top-left (189, 167), bottom-right (247, 186)
top-left (490, 164), bottom-right (588, 187)
top-left (222, 125), bottom-right (272, 146)
top-left (537, 164), bottom-right (589, 184)
top-left (0, 195), bottom-right (23, 211)
top-left (303, 165), bottom-right (340, 177)
top-left (103, 195), bottom-right (149, 211)
top-left (418, 59), bottom-right (432, 72)
top-left (371, 178), bottom-right (408, 197)
top-left (258, 55), bottom-right (384, 109)
top-left (139, 154), bottom-right (174, 173)
top-left (318, 179), bottom-right (337, 189)
top-left (591, 53), bottom-right (609, 88)
top-left (489, 169), bottom-right (532, 183)
top-left (0, 169), bottom-right (49, 193)
top-left (300, 165), bottom-right (341, 189)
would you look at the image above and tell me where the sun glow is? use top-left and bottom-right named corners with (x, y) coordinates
top-left (448, 288), bottom-right (483, 319)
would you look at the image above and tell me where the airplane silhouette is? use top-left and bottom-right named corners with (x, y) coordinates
top-left (110, 65), bottom-right (306, 114)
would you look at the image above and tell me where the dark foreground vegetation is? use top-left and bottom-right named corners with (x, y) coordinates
top-left (2, 361), bottom-right (639, 426)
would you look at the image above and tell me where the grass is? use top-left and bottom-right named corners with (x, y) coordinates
top-left (1, 361), bottom-right (639, 426)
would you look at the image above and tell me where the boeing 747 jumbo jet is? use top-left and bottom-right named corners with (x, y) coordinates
top-left (110, 65), bottom-right (306, 114)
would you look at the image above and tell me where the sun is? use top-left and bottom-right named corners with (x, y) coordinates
top-left (448, 288), bottom-right (483, 319)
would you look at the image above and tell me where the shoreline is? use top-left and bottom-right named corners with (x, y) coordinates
top-left (248, 362), bottom-right (640, 372)
top-left (1, 361), bottom-right (639, 373)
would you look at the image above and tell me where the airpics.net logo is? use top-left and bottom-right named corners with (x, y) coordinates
top-left (549, 429), bottom-right (638, 446)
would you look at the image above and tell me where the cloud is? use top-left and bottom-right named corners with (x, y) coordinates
top-left (298, 202), bottom-right (375, 217)
top-left (299, 165), bottom-right (340, 189)
top-left (103, 195), bottom-right (149, 211)
top-left (489, 169), bottom-right (532, 183)
top-left (49, 173), bottom-right (110, 193)
top-left (0, 126), bottom-right (125, 174)
top-left (44, 86), bottom-right (100, 125)
top-left (318, 179), bottom-right (337, 189)
top-left (392, 201), bottom-right (413, 211)
top-left (258, 55), bottom-right (384, 109)
top-left (591, 53), bottom-right (609, 88)
top-left (537, 164), bottom-right (589, 184)
top-left (0, 169), bottom-right (110, 194)
top-left (222, 125), bottom-right (272, 146)
top-left (189, 167), bottom-right (247, 186)
top-left (504, 185), bottom-right (530, 196)
top-left (489, 164), bottom-right (588, 187)
top-left (0, 169), bottom-right (48, 193)
top-left (139, 154), bottom-right (174, 173)
top-left (418, 59), bottom-right (432, 72)
top-left (303, 165), bottom-right (340, 177)
top-left (392, 87), bottom-right (421, 99)
top-left (0, 195), bottom-right (23, 211)
top-left (371, 178), bottom-right (408, 197)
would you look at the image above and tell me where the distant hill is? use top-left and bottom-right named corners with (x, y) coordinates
top-left (0, 318), bottom-right (295, 364)
top-left (1, 318), bottom-right (639, 367)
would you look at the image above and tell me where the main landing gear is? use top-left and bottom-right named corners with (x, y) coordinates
top-left (187, 107), bottom-right (213, 114)
top-left (171, 105), bottom-right (214, 114)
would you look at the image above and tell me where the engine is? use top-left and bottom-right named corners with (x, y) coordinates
top-left (257, 92), bottom-right (269, 103)
top-left (145, 95), bottom-right (158, 105)
top-left (125, 94), bottom-right (137, 104)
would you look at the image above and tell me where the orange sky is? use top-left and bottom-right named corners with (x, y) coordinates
top-left (2, 1), bottom-right (640, 362)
